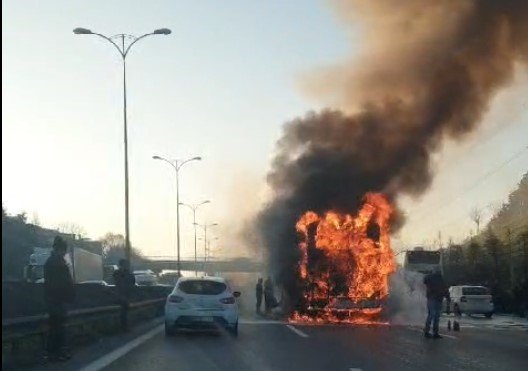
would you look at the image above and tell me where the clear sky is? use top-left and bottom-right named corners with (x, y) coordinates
top-left (3, 0), bottom-right (527, 259)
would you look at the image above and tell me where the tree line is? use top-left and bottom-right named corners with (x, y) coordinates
top-left (440, 172), bottom-right (528, 315)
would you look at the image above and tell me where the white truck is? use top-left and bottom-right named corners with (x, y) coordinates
top-left (24, 246), bottom-right (103, 283)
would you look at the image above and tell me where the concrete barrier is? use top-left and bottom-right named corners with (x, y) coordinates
top-left (2, 283), bottom-right (171, 369)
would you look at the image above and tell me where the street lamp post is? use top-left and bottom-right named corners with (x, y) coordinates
top-left (195, 223), bottom-right (218, 274)
top-left (180, 201), bottom-right (211, 276)
top-left (74, 27), bottom-right (171, 264)
top-left (205, 237), bottom-right (220, 265)
top-left (153, 156), bottom-right (201, 275)
top-left (198, 236), bottom-right (219, 271)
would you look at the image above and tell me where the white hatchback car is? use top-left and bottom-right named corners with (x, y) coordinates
top-left (165, 276), bottom-right (240, 336)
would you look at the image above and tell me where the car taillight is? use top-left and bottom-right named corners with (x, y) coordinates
top-left (168, 295), bottom-right (184, 303)
top-left (220, 297), bottom-right (235, 304)
top-left (460, 296), bottom-right (467, 302)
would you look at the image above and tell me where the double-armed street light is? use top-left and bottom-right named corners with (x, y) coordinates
top-left (180, 201), bottom-right (211, 275)
top-left (74, 27), bottom-right (171, 263)
top-left (153, 156), bottom-right (202, 275)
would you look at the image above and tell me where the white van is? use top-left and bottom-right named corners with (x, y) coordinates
top-left (448, 285), bottom-right (494, 318)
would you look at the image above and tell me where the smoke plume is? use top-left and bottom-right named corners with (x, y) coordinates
top-left (255, 0), bottom-right (528, 306)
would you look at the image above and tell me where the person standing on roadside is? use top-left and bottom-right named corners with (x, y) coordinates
top-left (256, 278), bottom-right (263, 314)
top-left (44, 236), bottom-right (75, 362)
top-left (423, 267), bottom-right (450, 339)
top-left (113, 259), bottom-right (135, 331)
top-left (264, 276), bottom-right (274, 315)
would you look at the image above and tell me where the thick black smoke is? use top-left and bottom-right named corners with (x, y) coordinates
top-left (255, 0), bottom-right (528, 307)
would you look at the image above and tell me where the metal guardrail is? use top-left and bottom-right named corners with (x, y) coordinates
top-left (2, 298), bottom-right (165, 328)
top-left (2, 298), bottom-right (166, 351)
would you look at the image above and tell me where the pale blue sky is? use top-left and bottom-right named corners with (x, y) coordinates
top-left (3, 0), bottom-right (527, 259)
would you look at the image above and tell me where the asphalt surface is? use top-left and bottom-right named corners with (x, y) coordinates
top-left (29, 313), bottom-right (523, 371)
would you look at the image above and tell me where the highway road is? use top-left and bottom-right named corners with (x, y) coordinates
top-left (29, 314), bottom-right (528, 371)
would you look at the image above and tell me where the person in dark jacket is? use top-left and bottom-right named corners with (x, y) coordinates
top-left (113, 259), bottom-right (135, 331)
top-left (423, 267), bottom-right (450, 339)
top-left (256, 278), bottom-right (263, 314)
top-left (264, 276), bottom-right (275, 314)
top-left (44, 236), bottom-right (75, 362)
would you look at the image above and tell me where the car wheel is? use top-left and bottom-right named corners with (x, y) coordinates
top-left (454, 304), bottom-right (462, 317)
top-left (485, 312), bottom-right (493, 319)
top-left (165, 323), bottom-right (176, 336)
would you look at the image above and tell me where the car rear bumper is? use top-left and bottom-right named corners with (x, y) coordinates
top-left (166, 315), bottom-right (237, 330)
top-left (165, 307), bottom-right (238, 329)
top-left (459, 303), bottom-right (494, 314)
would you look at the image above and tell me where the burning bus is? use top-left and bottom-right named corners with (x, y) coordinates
top-left (290, 193), bottom-right (396, 324)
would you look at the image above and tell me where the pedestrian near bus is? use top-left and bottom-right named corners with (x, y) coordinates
top-left (423, 267), bottom-right (450, 339)
top-left (256, 278), bottom-right (263, 314)
top-left (113, 259), bottom-right (135, 331)
top-left (44, 236), bottom-right (75, 362)
top-left (264, 276), bottom-right (274, 314)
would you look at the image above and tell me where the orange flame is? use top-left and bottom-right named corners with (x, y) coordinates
top-left (291, 192), bottom-right (395, 324)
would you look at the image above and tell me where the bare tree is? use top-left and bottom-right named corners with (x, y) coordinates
top-left (100, 233), bottom-right (142, 265)
top-left (470, 207), bottom-right (483, 234)
top-left (58, 223), bottom-right (86, 239)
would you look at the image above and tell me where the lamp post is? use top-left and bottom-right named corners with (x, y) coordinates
top-left (194, 223), bottom-right (218, 274)
top-left (205, 237), bottom-right (220, 264)
top-left (153, 156), bottom-right (201, 275)
top-left (179, 201), bottom-right (211, 276)
top-left (198, 236), bottom-right (219, 273)
top-left (74, 27), bottom-right (171, 263)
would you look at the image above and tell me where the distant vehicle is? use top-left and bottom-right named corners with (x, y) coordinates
top-left (158, 270), bottom-right (182, 286)
top-left (134, 270), bottom-right (158, 286)
top-left (447, 285), bottom-right (494, 318)
top-left (403, 248), bottom-right (442, 275)
top-left (24, 246), bottom-right (103, 283)
top-left (103, 265), bottom-right (118, 284)
top-left (164, 276), bottom-right (241, 336)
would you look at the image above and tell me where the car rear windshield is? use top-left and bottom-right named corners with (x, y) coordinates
top-left (178, 280), bottom-right (227, 295)
top-left (462, 287), bottom-right (489, 295)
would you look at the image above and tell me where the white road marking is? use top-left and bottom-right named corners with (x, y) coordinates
top-left (349, 368), bottom-right (363, 371)
top-left (77, 324), bottom-right (163, 371)
top-left (286, 324), bottom-right (309, 338)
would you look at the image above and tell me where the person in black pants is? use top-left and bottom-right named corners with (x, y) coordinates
top-left (256, 278), bottom-right (263, 314)
top-left (44, 236), bottom-right (75, 362)
top-left (423, 267), bottom-right (450, 339)
top-left (264, 276), bottom-right (275, 315)
top-left (113, 259), bottom-right (135, 331)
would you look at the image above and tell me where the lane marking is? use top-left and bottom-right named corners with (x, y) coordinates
top-left (78, 324), bottom-right (163, 371)
top-left (349, 368), bottom-right (363, 371)
top-left (286, 324), bottom-right (309, 338)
